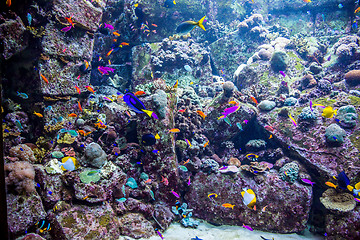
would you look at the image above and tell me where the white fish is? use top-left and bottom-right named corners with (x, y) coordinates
top-left (241, 188), bottom-right (256, 209)
top-left (59, 157), bottom-right (77, 171)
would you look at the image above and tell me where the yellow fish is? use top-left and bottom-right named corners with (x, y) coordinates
top-left (208, 193), bottom-right (218, 199)
top-left (246, 153), bottom-right (258, 159)
top-left (203, 141), bottom-right (209, 148)
top-left (155, 134), bottom-right (160, 139)
top-left (241, 188), bottom-right (256, 209)
top-left (322, 106), bottom-right (337, 118)
top-left (325, 182), bottom-right (337, 189)
top-left (222, 203), bottom-right (235, 209)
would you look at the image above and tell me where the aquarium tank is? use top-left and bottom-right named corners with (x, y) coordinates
top-left (1, 0), bottom-right (360, 239)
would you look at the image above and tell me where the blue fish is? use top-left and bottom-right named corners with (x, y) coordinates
top-left (176, 16), bottom-right (206, 35)
top-left (27, 13), bottom-right (32, 26)
top-left (123, 93), bottom-right (158, 119)
top-left (17, 92), bottom-right (28, 99)
top-left (142, 134), bottom-right (156, 146)
top-left (36, 219), bottom-right (51, 233)
top-left (191, 237), bottom-right (203, 240)
top-left (337, 171), bottom-right (350, 190)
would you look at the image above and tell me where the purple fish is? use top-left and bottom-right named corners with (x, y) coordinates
top-left (187, 177), bottom-right (191, 186)
top-left (279, 71), bottom-right (286, 77)
top-left (310, 100), bottom-right (313, 112)
top-left (281, 80), bottom-right (288, 87)
top-left (151, 112), bottom-right (158, 120)
top-left (355, 198), bottom-right (360, 203)
top-left (242, 224), bottom-right (253, 231)
top-left (244, 119), bottom-right (248, 124)
top-left (327, 55), bottom-right (331, 61)
top-left (219, 166), bottom-right (228, 170)
top-left (219, 105), bottom-right (240, 119)
top-left (61, 26), bottom-right (72, 32)
top-left (104, 23), bottom-right (114, 30)
top-left (98, 66), bottom-right (115, 75)
top-left (301, 178), bottom-right (315, 186)
top-left (171, 190), bottom-right (180, 198)
top-left (156, 230), bottom-right (164, 240)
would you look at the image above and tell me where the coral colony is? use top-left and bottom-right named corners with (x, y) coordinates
top-left (2, 0), bottom-right (360, 240)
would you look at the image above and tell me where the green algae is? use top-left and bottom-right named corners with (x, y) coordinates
top-left (312, 97), bottom-right (337, 107)
top-left (84, 230), bottom-right (100, 240)
top-left (295, 62), bottom-right (304, 71)
top-left (349, 129), bottom-right (360, 153)
top-left (348, 96), bottom-right (360, 106)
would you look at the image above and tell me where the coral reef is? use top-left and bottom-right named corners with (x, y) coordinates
top-left (4, 161), bottom-right (36, 194)
top-left (325, 124), bottom-right (346, 145)
top-left (82, 143), bottom-right (107, 168)
top-left (320, 189), bottom-right (356, 212)
top-left (279, 162), bottom-right (299, 183)
top-left (336, 105), bottom-right (358, 128)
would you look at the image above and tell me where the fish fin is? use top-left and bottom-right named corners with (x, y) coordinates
top-left (197, 16), bottom-right (206, 31)
top-left (334, 109), bottom-right (338, 115)
top-left (141, 109), bottom-right (153, 117)
top-left (348, 185), bottom-right (354, 192)
top-left (355, 182), bottom-right (360, 190)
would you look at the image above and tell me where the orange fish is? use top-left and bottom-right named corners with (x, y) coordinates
top-left (182, 159), bottom-right (190, 165)
top-left (302, 0), bottom-right (311, 2)
top-left (78, 130), bottom-right (92, 136)
top-left (325, 182), bottom-right (337, 189)
top-left (152, 24), bottom-right (158, 27)
top-left (253, 205), bottom-right (257, 211)
top-left (112, 39), bottom-right (117, 42)
top-left (356, 7), bottom-right (360, 14)
top-left (65, 16), bottom-right (74, 27)
top-left (75, 86), bottom-right (81, 94)
top-left (262, 205), bottom-right (268, 212)
top-left (6, 0), bottom-right (11, 7)
top-left (203, 141), bottom-right (209, 148)
top-left (161, 176), bottom-right (169, 186)
top-left (120, 42), bottom-right (129, 46)
top-left (113, 31), bottom-right (120, 36)
top-left (106, 49), bottom-right (114, 57)
top-left (228, 101), bottom-right (239, 105)
top-left (40, 74), bottom-right (49, 84)
top-left (34, 111), bottom-right (43, 117)
top-left (250, 96), bottom-right (258, 105)
top-left (268, 134), bottom-right (273, 139)
top-left (78, 101), bottom-right (82, 112)
top-left (68, 113), bottom-right (77, 117)
top-left (169, 128), bottom-right (180, 133)
top-left (94, 122), bottom-right (107, 129)
top-left (85, 85), bottom-right (95, 94)
top-left (221, 203), bottom-right (235, 209)
top-left (134, 91), bottom-right (146, 96)
top-left (196, 110), bottom-right (206, 120)
top-left (144, 179), bottom-right (152, 184)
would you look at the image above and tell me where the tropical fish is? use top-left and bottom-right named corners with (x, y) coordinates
top-left (191, 236), bottom-right (203, 240)
top-left (59, 157), bottom-right (78, 171)
top-left (250, 96), bottom-right (258, 105)
top-left (15, 120), bottom-right (23, 131)
top-left (6, 0), bottom-right (11, 7)
top-left (74, 86), bottom-right (81, 94)
top-left (94, 121), bottom-right (107, 129)
top-left (228, 101), bottom-right (238, 105)
top-left (134, 91), bottom-right (146, 96)
top-left (309, 100), bottom-right (313, 112)
top-left (104, 23), bottom-right (114, 30)
top-left (164, 0), bottom-right (176, 8)
top-left (116, 198), bottom-right (127, 203)
top-left (106, 49), bottom-right (114, 57)
top-left (61, 26), bottom-right (72, 32)
top-left (260, 236), bottom-right (274, 240)
top-left (262, 205), bottom-right (268, 212)
top-left (156, 229), bottom-right (164, 240)
top-left (179, 165), bottom-right (188, 172)
top-left (34, 111), bottom-right (43, 117)
top-left (355, 7), bottom-right (360, 14)
top-left (65, 16), bottom-right (75, 27)
top-left (222, 203), bottom-right (235, 209)
top-left (120, 42), bottom-right (130, 46)
top-left (27, 13), bottom-right (32, 26)
top-left (288, 113), bottom-right (297, 127)
top-left (241, 188), bottom-right (256, 209)
top-left (103, 96), bottom-right (113, 102)
top-left (337, 171), bottom-right (350, 190)
top-left (208, 193), bottom-right (218, 199)
top-left (68, 113), bottom-right (77, 117)
top-left (223, 116), bottom-right (232, 126)
top-left (322, 106), bottom-right (337, 118)
top-left (169, 128), bottom-right (180, 133)
top-left (123, 93), bottom-right (158, 119)
top-left (155, 134), bottom-right (160, 139)
top-left (173, 79), bottom-right (179, 89)
top-left (246, 153), bottom-right (259, 159)
top-left (171, 190), bottom-right (180, 198)
top-left (78, 101), bottom-right (82, 112)
top-left (355, 198), bottom-right (360, 202)
top-left (187, 177), bottom-right (191, 186)
top-left (85, 85), bottom-right (96, 94)
top-left (242, 224), bottom-right (253, 231)
top-left (351, 182), bottom-right (360, 196)
top-left (301, 179), bottom-right (315, 186)
top-left (325, 182), bottom-right (337, 189)
top-left (78, 130), bottom-right (91, 136)
top-left (161, 176), bottom-right (169, 186)
top-left (203, 141), bottom-right (209, 148)
top-left (40, 74), bottom-right (49, 84)
top-left (218, 105), bottom-right (240, 119)
top-left (178, 108), bottom-right (187, 113)
top-left (113, 31), bottom-right (120, 36)
top-left (142, 134), bottom-right (156, 146)
top-left (279, 71), bottom-right (286, 77)
top-left (36, 219), bottom-right (51, 233)
top-left (185, 139), bottom-right (192, 147)
top-left (144, 179), bottom-right (152, 184)
top-left (98, 66), bottom-right (115, 75)
top-left (176, 16), bottom-right (206, 35)
top-left (196, 110), bottom-right (207, 120)
top-left (17, 92), bottom-right (28, 99)
top-left (303, 0), bottom-right (311, 3)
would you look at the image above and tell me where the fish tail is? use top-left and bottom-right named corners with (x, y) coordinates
top-left (334, 109), bottom-right (338, 116)
top-left (196, 16), bottom-right (206, 31)
top-left (142, 109), bottom-right (153, 117)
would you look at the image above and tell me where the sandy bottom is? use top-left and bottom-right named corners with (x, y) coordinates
top-left (118, 220), bottom-right (324, 240)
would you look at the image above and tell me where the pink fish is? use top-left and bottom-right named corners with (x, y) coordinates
top-left (242, 224), bottom-right (253, 231)
top-left (98, 66), bottom-right (115, 75)
top-left (310, 100), bottom-right (313, 112)
top-left (244, 119), bottom-right (249, 124)
top-left (61, 26), bottom-right (72, 32)
top-left (301, 178), bottom-right (315, 186)
top-left (279, 71), bottom-right (286, 77)
top-left (355, 198), bottom-right (360, 202)
top-left (104, 23), bottom-right (114, 30)
top-left (171, 190), bottom-right (180, 198)
top-left (187, 177), bottom-right (191, 186)
top-left (222, 105), bottom-right (239, 116)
